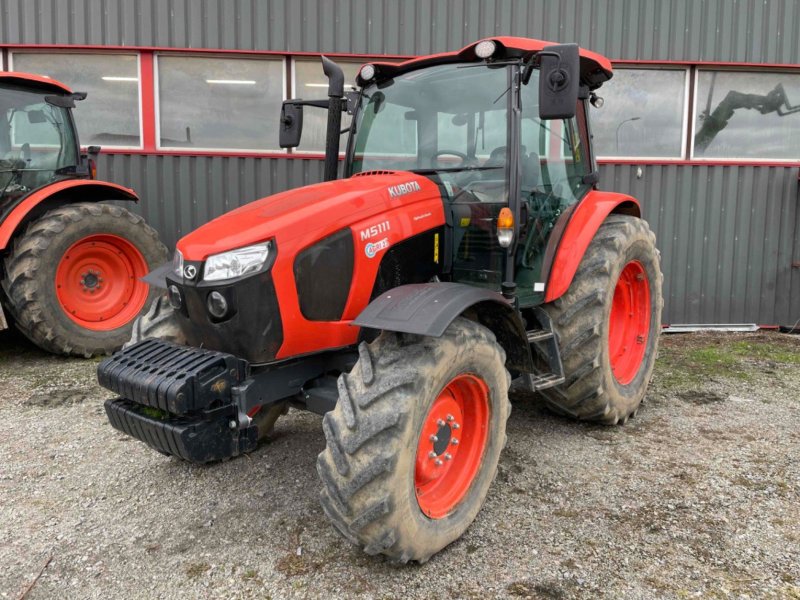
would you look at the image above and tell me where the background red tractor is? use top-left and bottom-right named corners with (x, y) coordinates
top-left (99, 37), bottom-right (663, 562)
top-left (0, 73), bottom-right (166, 356)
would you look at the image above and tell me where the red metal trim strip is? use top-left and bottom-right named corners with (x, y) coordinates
top-left (0, 43), bottom-right (414, 61)
top-left (94, 148), bottom-right (800, 167)
top-left (139, 52), bottom-right (157, 150)
top-left (3, 43), bottom-right (799, 69)
top-left (598, 158), bottom-right (800, 168)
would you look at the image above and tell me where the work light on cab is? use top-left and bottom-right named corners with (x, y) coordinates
top-left (359, 64), bottom-right (375, 81)
top-left (202, 242), bottom-right (272, 282)
top-left (474, 40), bottom-right (497, 59)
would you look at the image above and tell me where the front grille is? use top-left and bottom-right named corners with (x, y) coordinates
top-left (97, 339), bottom-right (245, 415)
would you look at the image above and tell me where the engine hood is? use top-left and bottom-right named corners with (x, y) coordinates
top-left (177, 171), bottom-right (443, 261)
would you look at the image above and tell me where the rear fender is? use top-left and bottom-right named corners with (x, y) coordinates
top-left (543, 190), bottom-right (640, 302)
top-left (0, 179), bottom-right (138, 250)
top-left (354, 282), bottom-right (534, 373)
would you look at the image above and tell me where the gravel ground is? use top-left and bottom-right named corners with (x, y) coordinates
top-left (1, 329), bottom-right (799, 599)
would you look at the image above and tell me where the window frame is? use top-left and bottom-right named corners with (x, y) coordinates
top-left (290, 56), bottom-right (364, 156)
top-left (591, 65), bottom-right (691, 162)
top-left (153, 51), bottom-right (288, 154)
top-left (8, 49), bottom-right (144, 150)
top-left (689, 65), bottom-right (800, 163)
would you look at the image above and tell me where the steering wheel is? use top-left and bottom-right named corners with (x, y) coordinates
top-left (432, 149), bottom-right (469, 168)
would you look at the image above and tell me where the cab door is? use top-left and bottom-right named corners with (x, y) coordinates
top-left (515, 87), bottom-right (592, 306)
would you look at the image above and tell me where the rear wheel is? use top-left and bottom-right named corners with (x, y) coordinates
top-left (540, 215), bottom-right (662, 424)
top-left (317, 318), bottom-right (511, 563)
top-left (2, 202), bottom-right (167, 357)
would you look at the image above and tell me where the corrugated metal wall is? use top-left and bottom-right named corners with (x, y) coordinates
top-left (3, 0), bottom-right (800, 62)
top-left (2, 0), bottom-right (799, 325)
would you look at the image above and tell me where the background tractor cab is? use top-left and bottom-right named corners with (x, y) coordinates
top-left (0, 73), bottom-right (166, 356)
top-left (101, 38), bottom-right (661, 564)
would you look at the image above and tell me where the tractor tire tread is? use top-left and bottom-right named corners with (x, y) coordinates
top-left (317, 317), bottom-right (511, 563)
top-left (540, 215), bottom-right (663, 424)
top-left (2, 202), bottom-right (166, 357)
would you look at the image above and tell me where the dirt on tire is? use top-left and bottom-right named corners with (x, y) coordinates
top-left (317, 317), bottom-right (511, 563)
top-left (541, 215), bottom-right (663, 424)
top-left (2, 202), bottom-right (167, 357)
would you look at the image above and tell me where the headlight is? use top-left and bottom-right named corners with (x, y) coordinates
top-left (173, 250), bottom-right (184, 276)
top-left (203, 242), bottom-right (272, 282)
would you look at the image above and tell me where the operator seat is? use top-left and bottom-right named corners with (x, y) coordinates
top-left (521, 151), bottom-right (541, 191)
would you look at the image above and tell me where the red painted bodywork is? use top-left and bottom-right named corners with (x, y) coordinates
top-left (0, 180), bottom-right (139, 250)
top-left (544, 190), bottom-right (641, 302)
top-left (177, 171), bottom-right (445, 358)
top-left (364, 37), bottom-right (613, 86)
top-left (0, 71), bottom-right (72, 94)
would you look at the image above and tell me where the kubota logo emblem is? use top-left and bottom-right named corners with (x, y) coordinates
top-left (387, 180), bottom-right (421, 198)
top-left (183, 265), bottom-right (197, 279)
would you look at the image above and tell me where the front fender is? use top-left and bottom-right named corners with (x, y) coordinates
top-left (354, 282), bottom-right (534, 373)
top-left (544, 190), bottom-right (640, 302)
top-left (0, 179), bottom-right (138, 250)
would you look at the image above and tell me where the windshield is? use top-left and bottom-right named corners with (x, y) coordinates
top-left (349, 63), bottom-right (512, 200)
top-left (0, 84), bottom-right (78, 200)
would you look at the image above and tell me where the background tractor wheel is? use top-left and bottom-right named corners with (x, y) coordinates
top-left (317, 317), bottom-right (511, 563)
top-left (540, 214), bottom-right (662, 424)
top-left (125, 294), bottom-right (186, 347)
top-left (2, 202), bottom-right (167, 357)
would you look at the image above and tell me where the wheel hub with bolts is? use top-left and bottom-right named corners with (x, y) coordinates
top-left (55, 234), bottom-right (149, 331)
top-left (414, 373), bottom-right (490, 519)
top-left (79, 269), bottom-right (103, 292)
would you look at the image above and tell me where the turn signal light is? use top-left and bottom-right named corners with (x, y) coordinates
top-left (497, 207), bottom-right (514, 248)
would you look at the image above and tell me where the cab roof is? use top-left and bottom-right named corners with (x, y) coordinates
top-left (359, 36), bottom-right (613, 90)
top-left (0, 71), bottom-right (72, 95)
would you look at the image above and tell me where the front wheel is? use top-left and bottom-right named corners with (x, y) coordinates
top-left (2, 202), bottom-right (167, 357)
top-left (317, 318), bottom-right (511, 563)
top-left (540, 214), bottom-right (663, 424)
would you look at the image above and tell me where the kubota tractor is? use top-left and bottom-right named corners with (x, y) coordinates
top-left (99, 38), bottom-right (663, 562)
top-left (0, 73), bottom-right (166, 356)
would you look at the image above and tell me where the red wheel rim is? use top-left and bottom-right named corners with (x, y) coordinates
top-left (55, 234), bottom-right (149, 331)
top-left (415, 374), bottom-right (490, 519)
top-left (608, 260), bottom-right (651, 385)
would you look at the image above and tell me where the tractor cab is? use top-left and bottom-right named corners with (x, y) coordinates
top-left (282, 37), bottom-right (612, 306)
top-left (0, 74), bottom-right (90, 205)
top-left (345, 56), bottom-right (592, 304)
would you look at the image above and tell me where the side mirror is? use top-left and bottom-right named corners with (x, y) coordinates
top-left (538, 43), bottom-right (580, 120)
top-left (279, 100), bottom-right (304, 148)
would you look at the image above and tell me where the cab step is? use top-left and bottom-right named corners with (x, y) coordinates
top-left (522, 307), bottom-right (565, 392)
top-left (523, 372), bottom-right (565, 391)
top-left (526, 328), bottom-right (555, 343)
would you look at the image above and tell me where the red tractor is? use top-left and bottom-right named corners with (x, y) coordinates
top-left (99, 38), bottom-right (662, 562)
top-left (0, 73), bottom-right (166, 356)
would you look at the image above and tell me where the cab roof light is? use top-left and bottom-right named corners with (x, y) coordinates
top-left (475, 40), bottom-right (497, 59)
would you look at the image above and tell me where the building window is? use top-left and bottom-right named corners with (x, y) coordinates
top-left (590, 67), bottom-right (688, 159)
top-left (692, 70), bottom-right (800, 160)
top-left (9, 52), bottom-right (141, 148)
top-left (291, 58), bottom-right (362, 154)
top-left (156, 55), bottom-right (284, 151)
